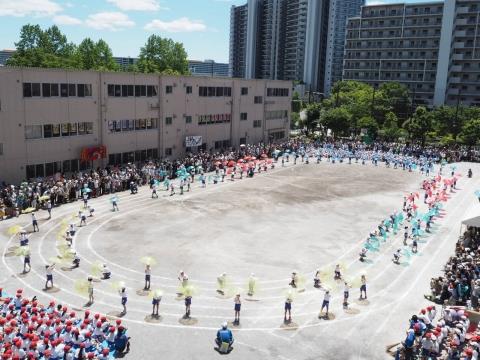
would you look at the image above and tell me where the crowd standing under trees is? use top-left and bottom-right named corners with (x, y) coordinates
top-left (295, 81), bottom-right (480, 150)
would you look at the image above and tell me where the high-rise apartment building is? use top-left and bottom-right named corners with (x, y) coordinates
top-left (323, 0), bottom-right (365, 96)
top-left (229, 4), bottom-right (249, 78)
top-left (343, 0), bottom-right (480, 107)
top-left (230, 0), bottom-right (341, 93)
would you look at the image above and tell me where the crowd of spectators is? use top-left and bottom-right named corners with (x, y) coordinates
top-left (0, 139), bottom-right (471, 221)
top-left (0, 288), bottom-right (130, 359)
top-left (398, 225), bottom-right (480, 359)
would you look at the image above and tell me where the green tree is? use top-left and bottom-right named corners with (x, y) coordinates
top-left (402, 106), bottom-right (433, 145)
top-left (304, 103), bottom-right (322, 134)
top-left (358, 116), bottom-right (379, 138)
top-left (460, 118), bottom-right (480, 146)
top-left (377, 82), bottom-right (411, 121)
top-left (7, 24), bottom-right (77, 68)
top-left (431, 106), bottom-right (460, 139)
top-left (137, 35), bottom-right (189, 74)
top-left (76, 38), bottom-right (118, 71)
top-left (381, 112), bottom-right (403, 141)
top-left (320, 107), bottom-right (352, 138)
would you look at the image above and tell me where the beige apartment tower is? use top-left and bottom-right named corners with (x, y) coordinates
top-left (0, 67), bottom-right (292, 184)
top-left (343, 0), bottom-right (480, 107)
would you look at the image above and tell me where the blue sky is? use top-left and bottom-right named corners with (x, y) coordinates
top-left (0, 0), bottom-right (438, 63)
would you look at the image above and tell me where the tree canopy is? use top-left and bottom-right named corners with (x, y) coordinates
top-left (136, 35), bottom-right (189, 75)
top-left (290, 80), bottom-right (480, 146)
top-left (6, 25), bottom-right (189, 75)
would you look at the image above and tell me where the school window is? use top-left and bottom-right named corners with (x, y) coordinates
top-left (254, 96), bottom-right (263, 104)
top-left (128, 85), bottom-right (134, 97)
top-left (61, 83), bottom-right (68, 97)
top-left (32, 83), bottom-right (41, 97)
top-left (166, 85), bottom-right (173, 94)
top-left (185, 116), bottom-right (192, 124)
top-left (186, 86), bottom-right (192, 94)
top-left (165, 117), bottom-right (173, 125)
top-left (51, 84), bottom-right (59, 97)
top-left (122, 85), bottom-right (128, 97)
top-left (147, 85), bottom-right (158, 97)
top-left (25, 125), bottom-right (43, 140)
top-left (23, 83), bottom-right (32, 97)
top-left (239, 137), bottom-right (246, 145)
top-left (42, 83), bottom-right (51, 97)
top-left (68, 84), bottom-right (76, 97)
top-left (43, 124), bottom-right (53, 138)
top-left (61, 123), bottom-right (70, 137)
top-left (241, 87), bottom-right (248, 95)
top-left (108, 84), bottom-right (114, 96)
top-left (77, 84), bottom-right (85, 97)
top-left (253, 120), bottom-right (262, 128)
top-left (165, 148), bottom-right (173, 156)
top-left (240, 112), bottom-right (248, 121)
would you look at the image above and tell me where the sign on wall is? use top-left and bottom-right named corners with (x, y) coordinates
top-left (185, 136), bottom-right (202, 147)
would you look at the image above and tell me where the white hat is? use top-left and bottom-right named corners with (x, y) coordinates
top-left (222, 322), bottom-right (228, 329)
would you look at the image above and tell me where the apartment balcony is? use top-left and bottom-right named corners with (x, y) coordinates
top-left (455, 30), bottom-right (467, 37)
top-left (456, 18), bottom-right (468, 26)
top-left (449, 77), bottom-right (461, 83)
top-left (456, 6), bottom-right (471, 14)
top-left (450, 65), bottom-right (463, 72)
top-left (452, 53), bottom-right (464, 60)
top-left (447, 88), bottom-right (461, 96)
top-left (453, 42), bottom-right (465, 48)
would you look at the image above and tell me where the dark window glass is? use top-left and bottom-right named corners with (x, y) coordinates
top-left (166, 86), bottom-right (172, 94)
top-left (45, 162), bottom-right (54, 176)
top-left (32, 83), bottom-right (41, 97)
top-left (115, 153), bottom-right (121, 165)
top-left (216, 87), bottom-right (223, 97)
top-left (241, 87), bottom-right (248, 95)
top-left (147, 85), bottom-right (153, 97)
top-left (152, 148), bottom-right (158, 158)
top-left (225, 87), bottom-right (231, 96)
top-left (108, 154), bottom-right (115, 166)
top-left (147, 149), bottom-right (153, 158)
top-left (208, 87), bottom-right (215, 97)
top-left (77, 84), bottom-right (85, 97)
top-left (79, 161), bottom-right (87, 171)
top-left (68, 84), bottom-right (76, 97)
top-left (114, 85), bottom-right (121, 97)
top-left (127, 85), bottom-right (134, 97)
top-left (122, 85), bottom-right (128, 97)
top-left (63, 160), bottom-right (71, 173)
top-left (53, 161), bottom-right (61, 173)
top-left (35, 164), bottom-right (44, 178)
top-left (135, 85), bottom-right (141, 97)
top-left (141, 150), bottom-right (147, 161)
top-left (108, 84), bottom-right (115, 96)
top-left (71, 159), bottom-right (79, 172)
top-left (152, 86), bottom-right (158, 96)
top-left (61, 83), bottom-right (68, 97)
top-left (23, 83), bottom-right (32, 97)
top-left (42, 83), bottom-right (51, 97)
top-left (135, 150), bottom-right (141, 162)
top-left (186, 86), bottom-right (192, 94)
top-left (26, 165), bottom-right (35, 179)
top-left (140, 85), bottom-right (146, 97)
top-left (43, 125), bottom-right (53, 138)
top-left (51, 83), bottom-right (59, 97)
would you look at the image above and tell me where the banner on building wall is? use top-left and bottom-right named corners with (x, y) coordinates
top-left (185, 136), bottom-right (203, 147)
top-left (80, 145), bottom-right (107, 162)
